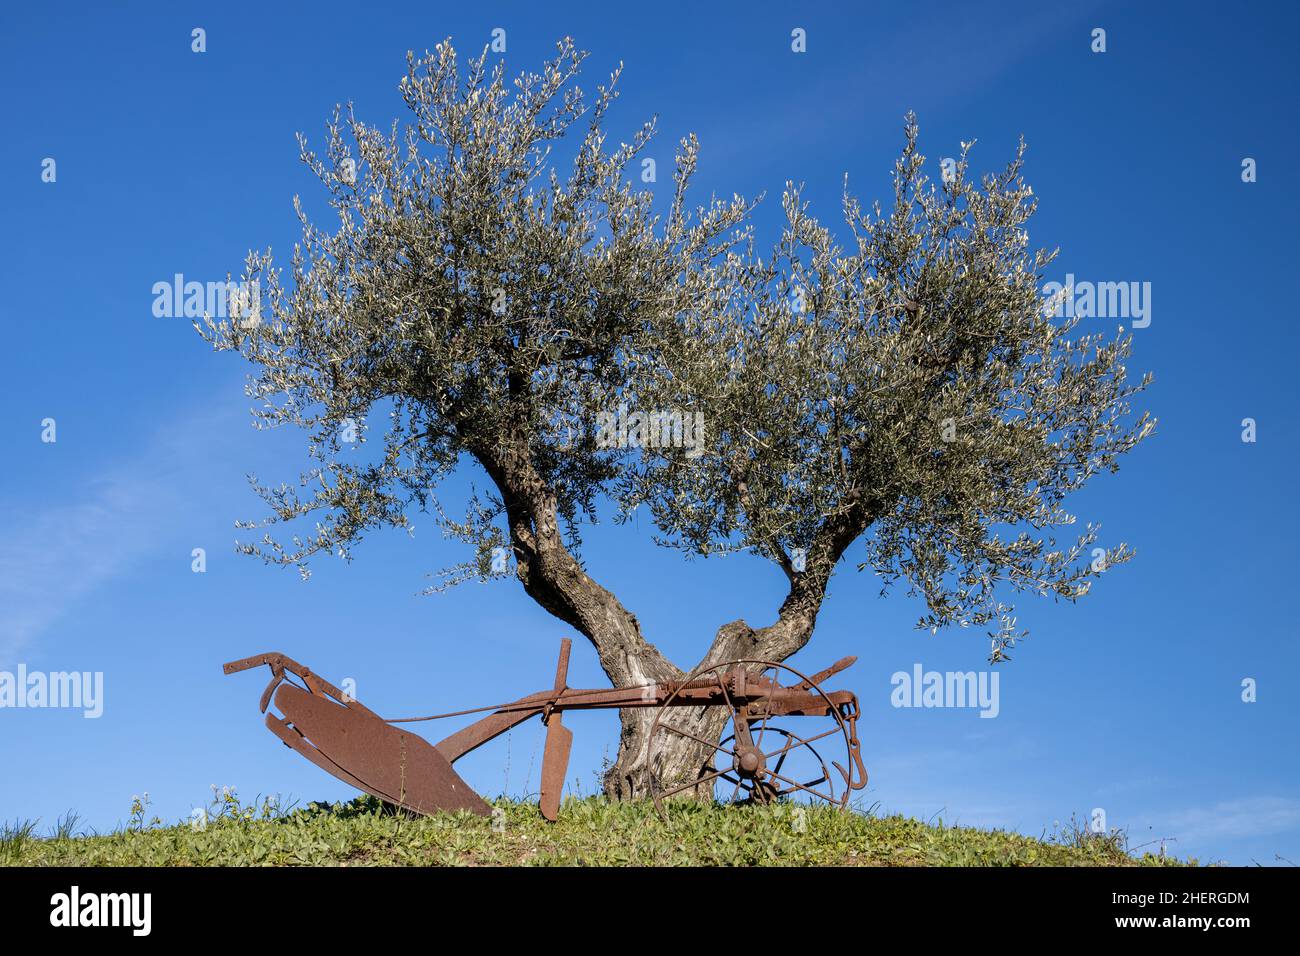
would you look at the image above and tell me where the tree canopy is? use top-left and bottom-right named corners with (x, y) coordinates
top-left (198, 36), bottom-right (1152, 694)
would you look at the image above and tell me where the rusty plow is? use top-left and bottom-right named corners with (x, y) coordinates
top-left (223, 639), bottom-right (867, 821)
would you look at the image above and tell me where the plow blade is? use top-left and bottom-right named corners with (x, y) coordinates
top-left (539, 715), bottom-right (572, 822)
top-left (272, 682), bottom-right (491, 817)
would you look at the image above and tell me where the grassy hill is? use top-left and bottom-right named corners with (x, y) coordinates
top-left (2, 792), bottom-right (1190, 866)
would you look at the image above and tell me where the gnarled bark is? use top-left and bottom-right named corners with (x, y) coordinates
top-left (472, 428), bottom-right (872, 802)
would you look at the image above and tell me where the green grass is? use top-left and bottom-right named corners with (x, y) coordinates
top-left (2, 791), bottom-right (1191, 866)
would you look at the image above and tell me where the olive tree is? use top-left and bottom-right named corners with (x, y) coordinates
top-left (199, 38), bottom-right (1152, 799)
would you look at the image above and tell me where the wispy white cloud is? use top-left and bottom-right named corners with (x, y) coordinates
top-left (1161, 796), bottom-right (1300, 841)
top-left (0, 401), bottom-right (245, 663)
top-left (696, 1), bottom-right (1097, 170)
top-left (865, 739), bottom-right (1048, 831)
top-left (1093, 774), bottom-right (1172, 798)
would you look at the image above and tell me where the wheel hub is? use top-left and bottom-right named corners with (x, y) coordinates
top-left (734, 746), bottom-right (765, 777)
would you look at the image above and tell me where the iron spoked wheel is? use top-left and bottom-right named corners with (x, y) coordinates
top-left (715, 727), bottom-right (835, 807)
top-left (646, 659), bottom-right (855, 817)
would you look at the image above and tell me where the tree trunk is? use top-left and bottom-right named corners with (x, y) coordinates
top-left (514, 521), bottom-right (839, 803)
top-left (600, 618), bottom-right (805, 802)
top-left (473, 433), bottom-right (857, 804)
top-left (603, 701), bottom-right (731, 802)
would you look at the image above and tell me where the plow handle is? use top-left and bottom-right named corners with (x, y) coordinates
top-left (791, 655), bottom-right (857, 692)
top-left (222, 651), bottom-right (380, 720)
top-left (222, 651), bottom-right (292, 675)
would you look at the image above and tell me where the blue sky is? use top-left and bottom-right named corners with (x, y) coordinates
top-left (2, 0), bottom-right (1297, 865)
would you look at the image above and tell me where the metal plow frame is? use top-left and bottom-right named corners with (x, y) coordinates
top-left (224, 638), bottom-right (867, 821)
